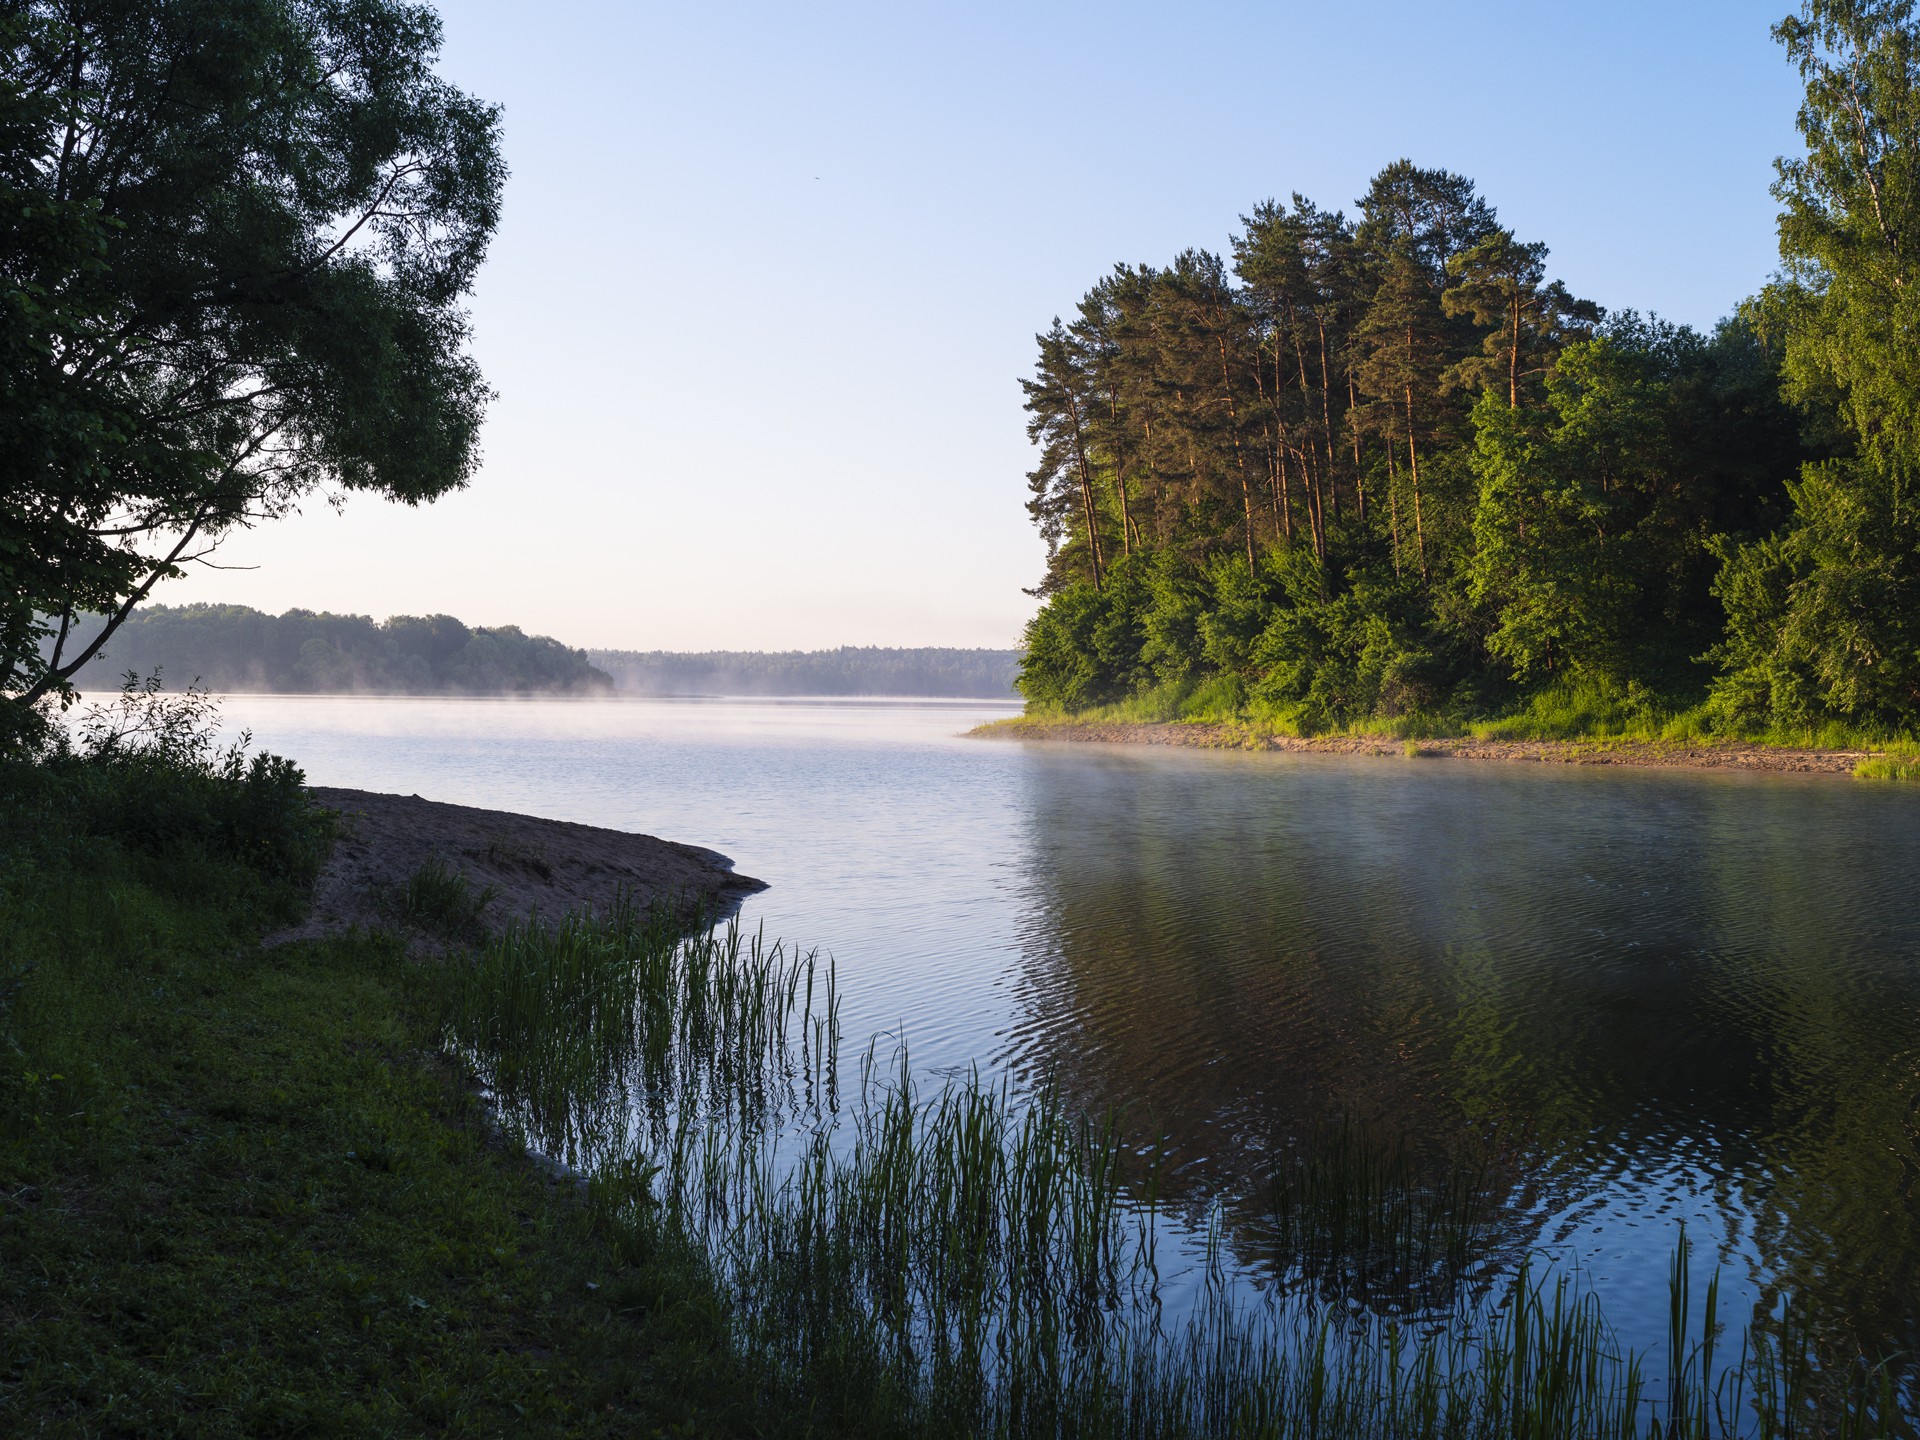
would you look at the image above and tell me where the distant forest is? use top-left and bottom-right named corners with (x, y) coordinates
top-left (58, 605), bottom-right (612, 695)
top-left (588, 648), bottom-right (1020, 698)
top-left (54, 606), bottom-right (1019, 699)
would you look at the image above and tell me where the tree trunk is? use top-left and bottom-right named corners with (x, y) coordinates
top-left (1317, 316), bottom-right (1340, 520)
top-left (1403, 380), bottom-right (1429, 584)
top-left (1384, 437), bottom-right (1403, 578)
top-left (1289, 321), bottom-right (1325, 550)
top-left (1296, 444), bottom-right (1325, 561)
top-left (1104, 389), bottom-right (1133, 559)
top-left (1216, 334), bottom-right (1257, 568)
top-left (1347, 373), bottom-right (1366, 522)
top-left (1273, 433), bottom-right (1292, 542)
top-left (1066, 394), bottom-right (1104, 590)
top-left (1509, 290), bottom-right (1521, 408)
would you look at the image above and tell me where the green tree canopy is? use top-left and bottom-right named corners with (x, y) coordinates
top-left (1711, 0), bottom-right (1920, 729)
top-left (1, 0), bottom-right (504, 715)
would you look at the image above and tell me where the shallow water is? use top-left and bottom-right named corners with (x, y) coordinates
top-left (216, 693), bottom-right (1920, 1368)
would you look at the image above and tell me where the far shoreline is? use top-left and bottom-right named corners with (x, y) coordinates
top-left (971, 714), bottom-right (1893, 778)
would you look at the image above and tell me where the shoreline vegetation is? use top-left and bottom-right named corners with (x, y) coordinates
top-left (975, 712), bottom-right (1919, 779)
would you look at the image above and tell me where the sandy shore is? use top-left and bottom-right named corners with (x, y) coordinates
top-left (269, 786), bottom-right (765, 948)
top-left (973, 717), bottom-right (1881, 776)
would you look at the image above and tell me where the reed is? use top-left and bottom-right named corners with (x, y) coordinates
top-left (1258, 1115), bottom-right (1510, 1313)
top-left (1854, 755), bottom-right (1920, 783)
top-left (403, 857), bottom-right (498, 940)
top-left (434, 899), bottom-right (1911, 1437)
top-left (438, 896), bottom-right (837, 1172)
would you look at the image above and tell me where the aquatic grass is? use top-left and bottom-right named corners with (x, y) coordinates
top-left (403, 856), bottom-right (498, 940)
top-left (439, 917), bottom-right (1904, 1436)
top-left (1854, 742), bottom-right (1920, 783)
top-left (432, 895), bottom-right (1913, 1436)
top-left (611, 1073), bottom-right (1906, 1437)
top-left (439, 895), bottom-right (838, 1171)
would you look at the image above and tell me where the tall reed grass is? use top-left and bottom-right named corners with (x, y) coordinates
top-left (439, 896), bottom-right (838, 1171)
top-left (431, 900), bottom-right (1911, 1437)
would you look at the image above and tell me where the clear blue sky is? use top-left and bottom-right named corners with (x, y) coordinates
top-left (167, 0), bottom-right (1806, 651)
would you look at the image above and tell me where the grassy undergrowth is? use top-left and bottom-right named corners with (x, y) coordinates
top-left (0, 749), bottom-right (757, 1437)
top-left (997, 677), bottom-right (1920, 777)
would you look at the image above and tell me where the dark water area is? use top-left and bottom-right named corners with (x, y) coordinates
top-left (1005, 747), bottom-right (1920, 1361)
top-left (210, 694), bottom-right (1920, 1372)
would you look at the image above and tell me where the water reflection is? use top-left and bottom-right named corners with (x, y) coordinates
top-left (206, 694), bottom-right (1920, 1376)
top-left (1002, 746), bottom-right (1920, 1357)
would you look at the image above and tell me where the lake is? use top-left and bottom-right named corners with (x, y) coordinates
top-left (218, 692), bottom-right (1920, 1372)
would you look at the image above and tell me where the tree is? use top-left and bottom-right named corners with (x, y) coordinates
top-left (1235, 197), bottom-right (1363, 554)
top-left (1352, 248), bottom-right (1452, 581)
top-left (1, 0), bottom-right (504, 716)
top-left (1711, 0), bottom-right (1920, 727)
top-left (1468, 337), bottom-right (1666, 682)
top-left (1073, 265), bottom-right (1159, 559)
top-left (1354, 161), bottom-right (1495, 281)
top-left (1442, 228), bottom-right (1601, 408)
top-left (1022, 318), bottom-right (1107, 594)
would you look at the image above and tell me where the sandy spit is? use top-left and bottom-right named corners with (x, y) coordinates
top-left (268, 786), bottom-right (765, 948)
top-left (972, 718), bottom-right (1879, 777)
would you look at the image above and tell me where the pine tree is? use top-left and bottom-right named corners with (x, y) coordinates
top-left (1442, 229), bottom-right (1602, 408)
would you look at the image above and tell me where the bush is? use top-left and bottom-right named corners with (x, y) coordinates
top-left (1709, 462), bottom-right (1920, 734)
top-left (1, 675), bottom-right (333, 894)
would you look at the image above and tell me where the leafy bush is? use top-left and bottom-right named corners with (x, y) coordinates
top-left (1708, 462), bottom-right (1920, 734)
top-left (1, 674), bottom-right (333, 894)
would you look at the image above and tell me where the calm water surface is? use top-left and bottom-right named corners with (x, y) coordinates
top-left (219, 694), bottom-right (1920, 1365)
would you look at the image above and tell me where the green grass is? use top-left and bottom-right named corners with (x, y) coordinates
top-left (0, 771), bottom-right (758, 1438)
top-left (1854, 741), bottom-right (1920, 782)
top-left (1001, 675), bottom-right (1920, 759)
top-left (402, 856), bottom-right (499, 941)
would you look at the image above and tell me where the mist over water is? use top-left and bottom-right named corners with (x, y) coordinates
top-left (216, 693), bottom-right (1920, 1367)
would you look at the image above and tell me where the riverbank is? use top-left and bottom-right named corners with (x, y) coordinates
top-left (0, 764), bottom-right (776, 1435)
top-left (275, 786), bottom-right (764, 950)
top-left (974, 713), bottom-right (1898, 776)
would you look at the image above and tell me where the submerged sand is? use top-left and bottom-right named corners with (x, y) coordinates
top-left (269, 786), bottom-right (764, 948)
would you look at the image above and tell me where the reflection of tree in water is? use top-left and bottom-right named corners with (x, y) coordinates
top-left (1000, 752), bottom-right (1920, 1357)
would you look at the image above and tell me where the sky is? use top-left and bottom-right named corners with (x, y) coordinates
top-left (163, 0), bottom-right (1807, 652)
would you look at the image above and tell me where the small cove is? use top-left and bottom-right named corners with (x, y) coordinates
top-left (217, 692), bottom-right (1920, 1388)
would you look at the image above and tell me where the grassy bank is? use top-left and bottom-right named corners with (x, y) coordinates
top-left (981, 678), bottom-right (1920, 780)
top-left (0, 749), bottom-right (755, 1437)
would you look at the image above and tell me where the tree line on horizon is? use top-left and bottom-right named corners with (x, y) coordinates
top-left (588, 647), bottom-right (1020, 698)
top-left (49, 605), bottom-right (1022, 699)
top-left (1017, 4), bottom-right (1920, 739)
top-left (54, 605), bottom-right (613, 696)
